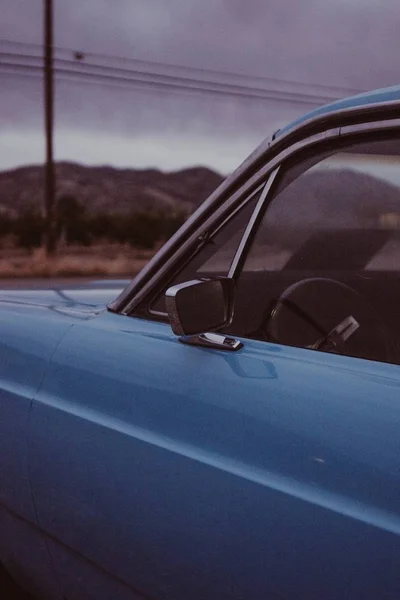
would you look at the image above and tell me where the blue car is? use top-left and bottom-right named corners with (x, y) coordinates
top-left (2, 86), bottom-right (400, 600)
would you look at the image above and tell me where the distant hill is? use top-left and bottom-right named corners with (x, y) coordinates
top-left (2, 164), bottom-right (400, 231)
top-left (0, 162), bottom-right (225, 217)
top-left (275, 168), bottom-right (400, 225)
top-left (265, 168), bottom-right (400, 236)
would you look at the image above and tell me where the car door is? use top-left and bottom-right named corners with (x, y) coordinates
top-left (0, 302), bottom-right (68, 599)
top-left (27, 311), bottom-right (400, 600)
top-left (29, 130), bottom-right (400, 600)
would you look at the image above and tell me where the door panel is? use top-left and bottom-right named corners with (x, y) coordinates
top-left (29, 311), bottom-right (400, 600)
top-left (0, 305), bottom-right (70, 599)
top-left (0, 508), bottom-right (62, 600)
top-left (0, 305), bottom-right (69, 519)
top-left (44, 541), bottom-right (145, 600)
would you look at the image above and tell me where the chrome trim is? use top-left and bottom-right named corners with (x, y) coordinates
top-left (165, 277), bottom-right (235, 336)
top-left (179, 332), bottom-right (243, 351)
top-left (109, 102), bottom-right (400, 315)
top-left (121, 183), bottom-right (266, 315)
top-left (339, 117), bottom-right (400, 136)
top-left (274, 97), bottom-right (400, 142)
top-left (147, 184), bottom-right (265, 319)
top-left (165, 279), bottom-right (197, 336)
top-left (118, 128), bottom-right (342, 315)
top-left (311, 315), bottom-right (360, 352)
top-left (197, 183), bottom-right (264, 246)
top-left (148, 308), bottom-right (168, 318)
top-left (201, 98), bottom-right (400, 202)
top-left (228, 168), bottom-right (280, 279)
top-left (233, 99), bottom-right (400, 183)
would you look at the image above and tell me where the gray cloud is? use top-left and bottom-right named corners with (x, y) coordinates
top-left (1, 0), bottom-right (400, 170)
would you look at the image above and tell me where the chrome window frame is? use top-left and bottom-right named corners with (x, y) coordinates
top-left (147, 182), bottom-right (266, 318)
top-left (108, 100), bottom-right (400, 317)
top-left (228, 168), bottom-right (280, 280)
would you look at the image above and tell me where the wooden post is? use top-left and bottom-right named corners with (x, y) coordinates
top-left (44, 0), bottom-right (56, 254)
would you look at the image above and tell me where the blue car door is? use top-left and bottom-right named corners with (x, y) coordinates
top-left (0, 299), bottom-right (69, 599)
top-left (28, 309), bottom-right (400, 600)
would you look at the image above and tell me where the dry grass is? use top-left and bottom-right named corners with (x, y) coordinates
top-left (0, 245), bottom-right (155, 278)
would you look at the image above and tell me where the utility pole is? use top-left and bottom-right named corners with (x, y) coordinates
top-left (44, 0), bottom-right (56, 254)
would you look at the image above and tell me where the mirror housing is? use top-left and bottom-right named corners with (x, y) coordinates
top-left (165, 278), bottom-right (235, 336)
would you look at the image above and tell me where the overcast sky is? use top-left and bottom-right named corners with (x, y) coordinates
top-left (1, 0), bottom-right (400, 173)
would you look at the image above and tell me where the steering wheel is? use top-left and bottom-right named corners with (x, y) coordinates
top-left (264, 277), bottom-right (392, 363)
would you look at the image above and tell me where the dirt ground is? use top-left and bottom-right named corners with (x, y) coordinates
top-left (0, 244), bottom-right (155, 278)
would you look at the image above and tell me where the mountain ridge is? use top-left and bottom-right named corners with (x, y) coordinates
top-left (0, 162), bottom-right (225, 217)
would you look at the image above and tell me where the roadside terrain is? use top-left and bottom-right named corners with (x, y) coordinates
top-left (0, 162), bottom-right (224, 277)
top-left (0, 244), bottom-right (153, 278)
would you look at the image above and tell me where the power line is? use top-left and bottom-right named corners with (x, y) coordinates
top-left (1, 68), bottom-right (332, 108)
top-left (0, 37), bottom-right (364, 98)
top-left (0, 51), bottom-right (342, 105)
top-left (0, 61), bottom-right (345, 107)
top-left (43, 0), bottom-right (56, 255)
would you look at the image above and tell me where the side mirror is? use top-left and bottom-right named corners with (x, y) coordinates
top-left (165, 278), bottom-right (235, 336)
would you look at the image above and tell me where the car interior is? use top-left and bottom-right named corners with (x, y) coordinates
top-left (226, 228), bottom-right (400, 365)
top-left (147, 136), bottom-right (400, 366)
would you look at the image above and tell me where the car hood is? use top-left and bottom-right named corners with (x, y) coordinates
top-left (0, 279), bottom-right (130, 309)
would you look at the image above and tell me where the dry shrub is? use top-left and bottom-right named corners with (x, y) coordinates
top-left (0, 246), bottom-right (152, 278)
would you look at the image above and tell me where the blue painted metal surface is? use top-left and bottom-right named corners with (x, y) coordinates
top-left (0, 300), bottom-right (73, 521)
top-left (26, 308), bottom-right (400, 600)
top-left (278, 84), bottom-right (400, 137)
top-left (0, 297), bottom-right (79, 599)
top-left (0, 508), bottom-right (63, 600)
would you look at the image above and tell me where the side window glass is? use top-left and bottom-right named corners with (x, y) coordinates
top-left (229, 137), bottom-right (400, 365)
top-left (149, 186), bottom-right (262, 314)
